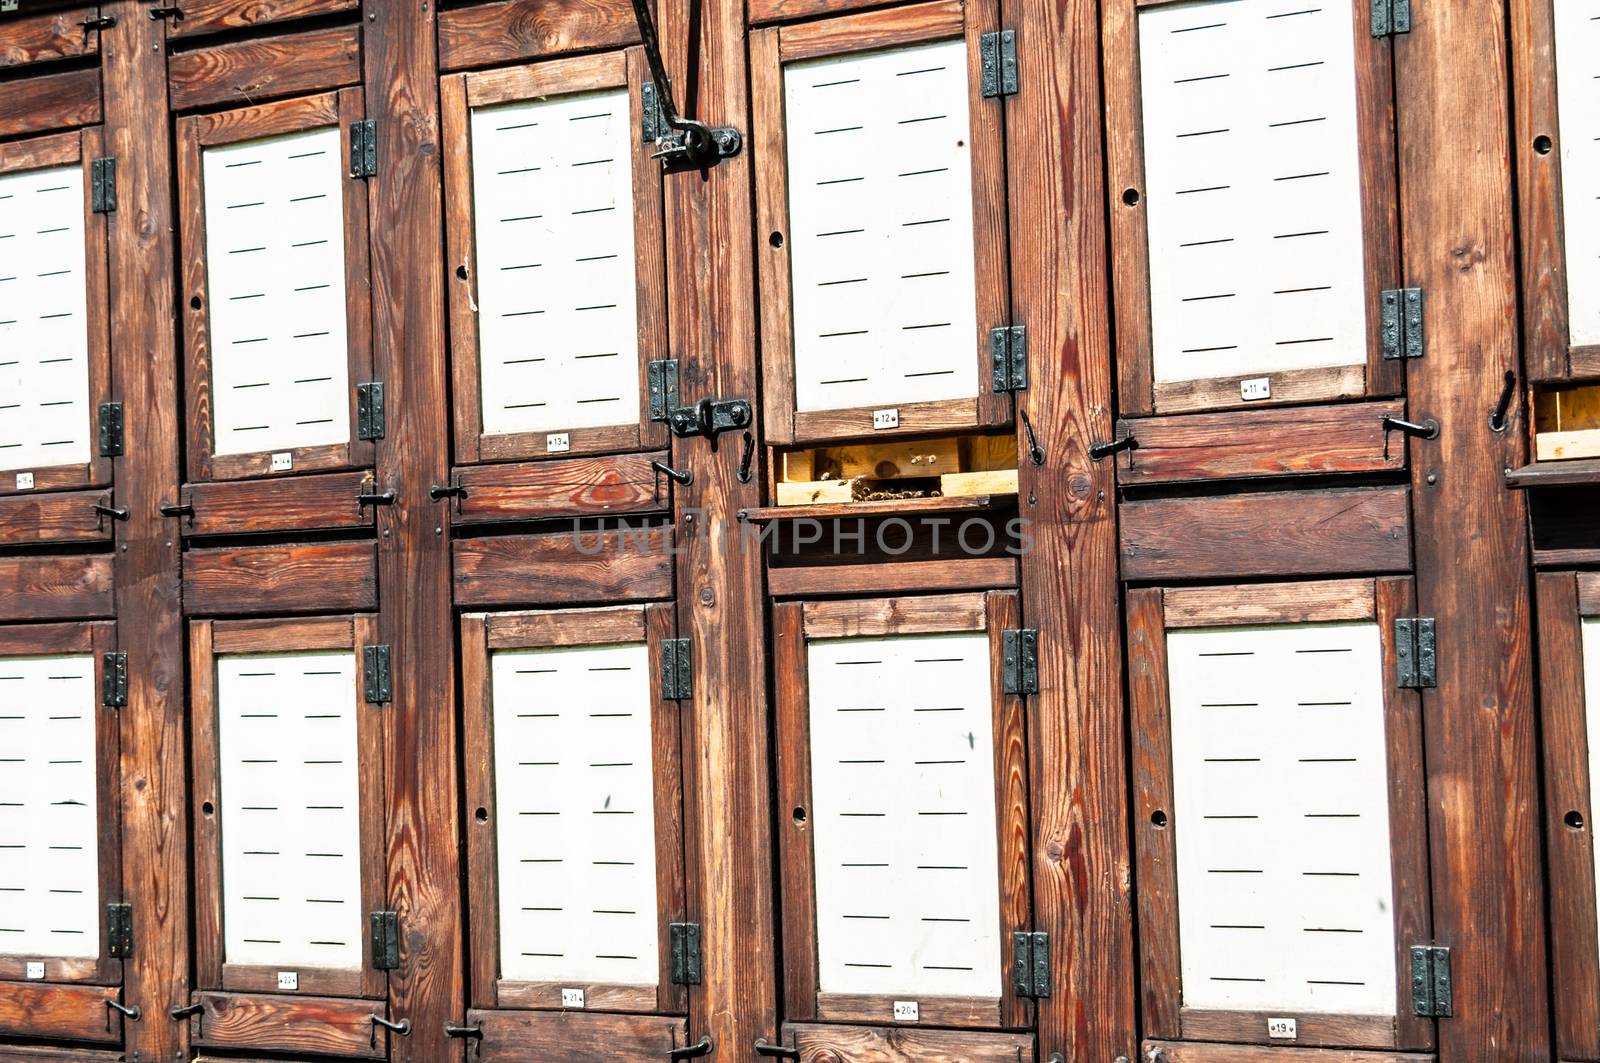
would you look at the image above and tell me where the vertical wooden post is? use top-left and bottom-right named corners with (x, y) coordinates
top-left (658, 0), bottom-right (780, 1057)
top-left (100, 4), bottom-right (191, 1059)
top-left (1395, 4), bottom-right (1550, 1059)
top-left (362, 0), bottom-right (464, 1057)
top-left (1004, 0), bottom-right (1139, 1060)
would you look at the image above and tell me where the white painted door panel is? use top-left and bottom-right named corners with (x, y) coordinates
top-left (1555, 0), bottom-right (1600, 347)
top-left (202, 127), bottom-right (352, 457)
top-left (1139, 0), bottom-right (1369, 385)
top-left (491, 642), bottom-right (660, 987)
top-left (807, 632), bottom-right (1001, 1000)
top-left (1584, 617), bottom-right (1599, 972)
top-left (0, 165), bottom-right (93, 474)
top-left (470, 89), bottom-right (641, 438)
top-left (216, 652), bottom-right (364, 971)
top-left (0, 655), bottom-right (100, 960)
top-left (784, 40), bottom-right (981, 414)
top-left (1166, 621), bottom-right (1397, 1016)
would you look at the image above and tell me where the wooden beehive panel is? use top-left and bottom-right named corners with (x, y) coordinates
top-left (1139, 0), bottom-right (1368, 394)
top-left (0, 163), bottom-right (91, 476)
top-left (489, 641), bottom-right (659, 988)
top-left (470, 88), bottom-right (641, 440)
top-left (201, 126), bottom-right (352, 459)
top-left (806, 631), bottom-right (1000, 1000)
top-left (783, 39), bottom-right (980, 415)
top-left (1555, 0), bottom-right (1600, 349)
top-left (1166, 621), bottom-right (1397, 1016)
top-left (215, 650), bottom-right (364, 972)
top-left (0, 654), bottom-right (99, 960)
top-left (1586, 614), bottom-right (1600, 972)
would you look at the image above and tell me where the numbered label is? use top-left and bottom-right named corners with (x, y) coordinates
top-left (546, 432), bottom-right (572, 453)
top-left (25, 961), bottom-right (44, 980)
top-left (277, 971), bottom-right (300, 991)
top-left (1240, 377), bottom-right (1272, 402)
top-left (873, 408), bottom-right (900, 430)
top-left (1267, 1017), bottom-right (1297, 1040)
top-left (270, 452), bottom-right (294, 472)
top-left (14, 472), bottom-right (33, 490)
top-left (561, 987), bottom-right (586, 1009)
top-left (892, 1000), bottom-right (919, 1022)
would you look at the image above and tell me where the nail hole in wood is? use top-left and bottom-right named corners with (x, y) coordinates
top-left (1534, 134), bottom-right (1553, 155)
top-left (1122, 188), bottom-right (1140, 206)
top-left (1151, 809), bottom-right (1168, 828)
top-left (1566, 810), bottom-right (1585, 830)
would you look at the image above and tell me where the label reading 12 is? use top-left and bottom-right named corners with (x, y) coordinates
top-left (873, 408), bottom-right (900, 430)
top-left (1267, 1017), bottom-right (1297, 1039)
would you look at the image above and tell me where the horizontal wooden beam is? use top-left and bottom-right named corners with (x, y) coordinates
top-left (466, 1008), bottom-right (687, 1062)
top-left (181, 472), bottom-right (374, 537)
top-left (768, 556), bottom-right (1018, 598)
top-left (183, 540), bottom-right (378, 615)
top-left (0, 66), bottom-right (100, 138)
top-left (168, 24), bottom-right (360, 111)
top-left (0, 490), bottom-right (113, 546)
top-left (170, 0), bottom-right (357, 38)
top-left (0, 8), bottom-right (99, 69)
top-left (190, 992), bottom-right (384, 1058)
top-left (0, 981), bottom-right (121, 1043)
top-left (454, 452), bottom-right (666, 524)
top-left (1143, 1043), bottom-right (1434, 1063)
top-left (453, 528), bottom-right (674, 607)
top-left (784, 1023), bottom-right (1034, 1063)
top-left (0, 553), bottom-right (115, 620)
top-left (437, 0), bottom-right (639, 71)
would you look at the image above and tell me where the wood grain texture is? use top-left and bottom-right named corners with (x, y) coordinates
top-left (783, 1023), bottom-right (1033, 1063)
top-left (190, 992), bottom-right (385, 1057)
top-left (0, 490), bottom-right (114, 545)
top-left (437, 0), bottom-right (638, 71)
top-left (0, 1048), bottom-right (122, 1063)
top-left (767, 557), bottom-right (1018, 598)
top-left (1120, 487), bottom-right (1413, 582)
top-left (748, 0), bottom-right (905, 27)
top-left (1163, 578), bottom-right (1377, 628)
top-left (180, 472), bottom-right (375, 537)
top-left (0, 982), bottom-right (121, 1043)
top-left (167, 24), bottom-right (361, 111)
top-left (454, 529), bottom-right (674, 606)
top-left (1115, 401), bottom-right (1408, 485)
top-left (1177, 1010), bottom-right (1399, 1050)
top-left (1143, 1044), bottom-right (1434, 1063)
top-left (1505, 456), bottom-right (1600, 488)
top-left (1581, 573), bottom-right (1600, 616)
top-left (800, 591), bottom-right (987, 638)
top-left (481, 604), bottom-right (646, 648)
top-left (182, 541), bottom-right (378, 615)
top-left (0, 554), bottom-right (114, 620)
top-left (467, 1008), bottom-right (689, 1061)
top-left (454, 453), bottom-right (668, 524)
top-left (0, 7), bottom-right (99, 68)
top-left (170, 0), bottom-right (358, 38)
top-left (0, 67), bottom-right (100, 137)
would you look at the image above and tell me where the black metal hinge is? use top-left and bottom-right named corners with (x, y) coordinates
top-left (989, 324), bottom-right (1028, 393)
top-left (363, 645), bottom-right (393, 704)
top-left (1410, 945), bottom-right (1452, 1017)
top-left (1002, 629), bottom-right (1039, 695)
top-left (356, 382), bottom-right (386, 441)
top-left (1371, 0), bottom-right (1413, 37)
top-left (349, 120), bottom-right (378, 179)
top-left (660, 638), bottom-right (692, 701)
top-left (1011, 930), bottom-right (1050, 998)
top-left (90, 157), bottom-right (117, 214)
top-left (647, 358), bottom-right (680, 423)
top-left (641, 82), bottom-right (670, 144)
top-left (102, 652), bottom-right (128, 708)
top-left (1395, 617), bottom-right (1437, 689)
top-left (1381, 287), bottom-right (1425, 360)
top-left (979, 29), bottom-right (1019, 98)
top-left (107, 902), bottom-right (134, 958)
top-left (370, 910), bottom-right (400, 970)
top-left (669, 922), bottom-right (702, 985)
top-left (98, 402), bottom-right (124, 457)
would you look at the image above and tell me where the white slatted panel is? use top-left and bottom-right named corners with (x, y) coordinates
top-left (202, 127), bottom-right (352, 457)
top-left (216, 652), bottom-right (363, 971)
top-left (1139, 0), bottom-right (1368, 384)
top-left (807, 632), bottom-right (1000, 999)
top-left (0, 655), bottom-right (100, 960)
top-left (470, 90), bottom-right (641, 438)
top-left (1584, 617), bottom-right (1600, 972)
top-left (491, 642), bottom-right (659, 987)
top-left (784, 40), bottom-right (981, 414)
top-left (0, 165), bottom-right (92, 474)
top-left (1167, 621), bottom-right (1397, 1015)
top-left (1555, 0), bottom-right (1600, 347)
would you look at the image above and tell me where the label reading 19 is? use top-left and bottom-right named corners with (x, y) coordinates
top-left (1267, 1017), bottom-right (1297, 1039)
top-left (873, 408), bottom-right (900, 430)
top-left (892, 1000), bottom-right (919, 1022)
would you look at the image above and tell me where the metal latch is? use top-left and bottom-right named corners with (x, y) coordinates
top-left (90, 157), bottom-right (117, 214)
top-left (1371, 0), bottom-right (1412, 37)
top-left (626, 0), bottom-right (741, 170)
top-left (647, 359), bottom-right (681, 423)
top-left (349, 120), bottom-right (378, 179)
top-left (356, 382), bottom-right (386, 441)
top-left (669, 922), bottom-right (702, 985)
top-left (364, 645), bottom-right (393, 704)
top-left (667, 397), bottom-right (751, 450)
top-left (1381, 287), bottom-right (1424, 360)
top-left (102, 652), bottom-right (128, 708)
top-left (98, 402), bottom-right (124, 457)
top-left (660, 639), bottom-right (692, 701)
top-left (979, 30), bottom-right (1019, 98)
top-left (641, 82), bottom-right (670, 145)
top-left (1011, 930), bottom-right (1050, 998)
top-left (1410, 945), bottom-right (1452, 1017)
top-left (1002, 629), bottom-right (1039, 696)
top-left (989, 325), bottom-right (1028, 393)
top-left (370, 911), bottom-right (400, 970)
top-left (1395, 617), bottom-right (1436, 689)
top-left (108, 903), bottom-right (134, 958)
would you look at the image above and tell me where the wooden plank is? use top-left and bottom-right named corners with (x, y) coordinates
top-left (481, 605), bottom-right (645, 649)
top-left (190, 992), bottom-right (384, 1058)
top-left (167, 24), bottom-right (360, 111)
top-left (468, 1008), bottom-right (688, 1062)
top-left (801, 591), bottom-right (988, 638)
top-left (437, 0), bottom-right (638, 71)
top-left (0, 490), bottom-right (113, 545)
top-left (1505, 457), bottom-right (1600, 488)
top-left (1162, 579), bottom-right (1378, 628)
top-left (0, 982), bottom-right (121, 1043)
top-left (454, 453), bottom-right (667, 524)
top-left (1143, 1044), bottom-right (1433, 1063)
top-left (1509, 0), bottom-right (1570, 380)
top-left (767, 557), bottom-right (1018, 598)
top-left (1126, 588), bottom-right (1178, 1037)
top-left (783, 1024), bottom-right (1033, 1063)
top-left (1120, 487), bottom-right (1413, 582)
top-left (170, 0), bottom-right (359, 38)
top-left (180, 472), bottom-right (374, 536)
top-left (1581, 573), bottom-right (1600, 616)
top-left (749, 0), bottom-right (902, 26)
top-left (0, 1049), bottom-right (122, 1063)
top-left (0, 554), bottom-right (114, 620)
top-left (742, 495), bottom-right (1003, 523)
top-left (0, 66), bottom-right (100, 137)
top-left (182, 541), bottom-right (378, 615)
top-left (0, 7), bottom-right (99, 68)
top-left (1116, 401), bottom-right (1408, 485)
top-left (453, 529), bottom-right (674, 607)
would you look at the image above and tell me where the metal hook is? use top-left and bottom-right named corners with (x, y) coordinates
top-left (626, 0), bottom-right (741, 169)
top-left (94, 502), bottom-right (130, 529)
top-left (370, 1014), bottom-right (411, 1048)
top-left (1489, 370), bottom-right (1516, 432)
top-left (1021, 411), bottom-right (1046, 466)
top-left (669, 1036), bottom-right (713, 1061)
top-left (106, 1000), bottom-right (140, 1021)
top-left (754, 1038), bottom-right (801, 1060)
top-left (737, 431), bottom-right (755, 484)
top-left (158, 501), bottom-right (195, 520)
top-left (653, 460), bottom-right (693, 487)
top-left (357, 489), bottom-right (398, 508)
top-left (444, 1021), bottom-right (484, 1040)
top-left (1382, 415), bottom-right (1440, 439)
top-left (1088, 434), bottom-right (1137, 463)
top-left (169, 1003), bottom-right (203, 1021)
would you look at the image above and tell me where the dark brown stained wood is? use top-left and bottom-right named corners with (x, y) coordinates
top-left (182, 541), bottom-right (378, 615)
top-left (766, 557), bottom-right (1018, 598)
top-left (179, 472), bottom-right (375, 537)
top-left (1163, 578), bottom-right (1377, 628)
top-left (0, 66), bottom-right (100, 137)
top-left (801, 591), bottom-right (987, 637)
top-left (815, 994), bottom-right (1000, 1027)
top-left (1505, 456), bottom-right (1600, 488)
top-left (0, 7), bottom-right (99, 68)
top-left (1183, 1012), bottom-right (1402, 1046)
top-left (985, 590), bottom-right (1032, 1030)
top-left (1397, 1), bottom-right (1551, 1058)
top-left (748, 0), bottom-right (903, 27)
top-left (1126, 588), bottom-right (1178, 1037)
top-left (190, 992), bottom-right (385, 1057)
top-left (1120, 486), bottom-right (1413, 582)
top-left (0, 490), bottom-right (113, 545)
top-left (0, 982), bottom-right (121, 1043)
top-left (453, 453), bottom-right (668, 524)
top-left (1143, 1045), bottom-right (1435, 1063)
top-left (170, 0), bottom-right (358, 38)
top-left (782, 1023), bottom-right (1033, 1063)
top-left (740, 495), bottom-right (1005, 523)
top-left (772, 602), bottom-right (817, 1021)
top-left (437, 0), bottom-right (638, 71)
top-left (453, 529), bottom-right (674, 606)
top-left (1115, 401), bottom-right (1409, 485)
top-left (0, 554), bottom-right (114, 620)
top-left (1582, 572), bottom-right (1600, 615)
top-left (1509, 0), bottom-right (1570, 381)
top-left (0, 1048), bottom-right (122, 1062)
top-left (467, 1008), bottom-right (689, 1061)
top-left (167, 24), bottom-right (361, 111)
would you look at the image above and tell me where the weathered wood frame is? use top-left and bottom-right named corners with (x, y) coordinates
top-left (176, 88), bottom-right (376, 484)
top-left (751, 0), bottom-right (1012, 445)
top-left (1104, 0), bottom-right (1404, 416)
top-left (1127, 577), bottom-right (1433, 1051)
top-left (442, 47), bottom-right (670, 466)
top-left (0, 127), bottom-right (115, 499)
top-left (773, 589), bottom-right (1033, 1030)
